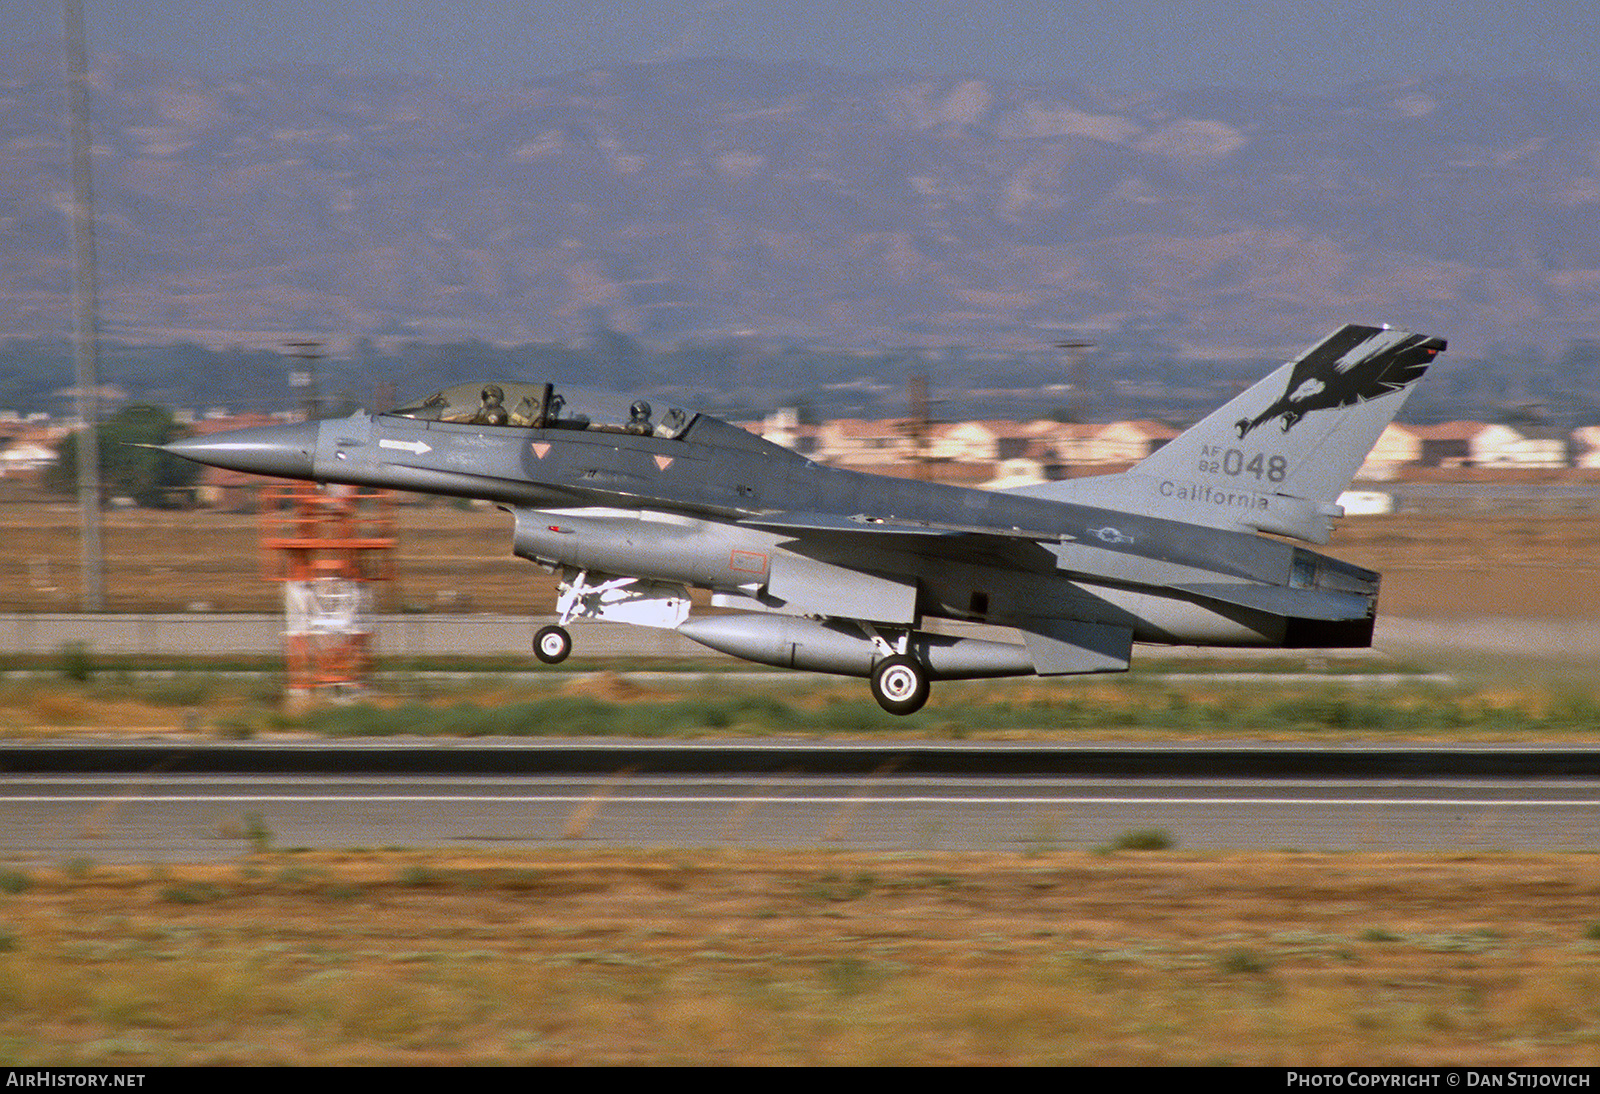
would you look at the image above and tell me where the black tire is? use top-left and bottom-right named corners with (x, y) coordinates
top-left (871, 654), bottom-right (930, 715)
top-left (533, 624), bottom-right (572, 665)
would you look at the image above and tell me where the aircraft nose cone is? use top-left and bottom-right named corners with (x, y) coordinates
top-left (163, 421), bottom-right (319, 479)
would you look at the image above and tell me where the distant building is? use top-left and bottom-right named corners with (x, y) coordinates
top-left (0, 419), bottom-right (72, 481)
top-left (752, 408), bottom-right (819, 455)
top-left (1574, 426), bottom-right (1600, 469)
top-left (981, 457), bottom-right (1051, 489)
top-left (815, 418), bottom-right (916, 467)
top-left (750, 410), bottom-right (1597, 485)
top-left (1090, 420), bottom-right (1179, 465)
top-left (1358, 423), bottom-right (1421, 480)
top-left (0, 438), bottom-right (57, 479)
top-left (1413, 422), bottom-right (1492, 468)
top-left (1034, 422), bottom-right (1101, 472)
top-left (926, 420), bottom-right (1041, 463)
top-left (1470, 423), bottom-right (1569, 468)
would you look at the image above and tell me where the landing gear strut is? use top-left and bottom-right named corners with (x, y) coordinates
top-left (533, 624), bottom-right (572, 664)
top-left (871, 654), bottom-right (930, 715)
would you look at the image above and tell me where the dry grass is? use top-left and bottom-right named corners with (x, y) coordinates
top-left (0, 677), bottom-right (276, 737)
top-left (3, 669), bottom-right (1599, 741)
top-left (2, 849), bottom-right (1600, 1064)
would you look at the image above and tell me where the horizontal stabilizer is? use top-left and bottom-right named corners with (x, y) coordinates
top-left (1174, 582), bottom-right (1373, 621)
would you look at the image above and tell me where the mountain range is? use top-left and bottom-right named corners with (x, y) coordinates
top-left (3, 44), bottom-right (1598, 357)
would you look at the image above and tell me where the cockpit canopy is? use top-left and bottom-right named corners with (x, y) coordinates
top-left (388, 381), bottom-right (695, 439)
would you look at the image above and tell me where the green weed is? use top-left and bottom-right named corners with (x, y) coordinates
top-left (1105, 828), bottom-right (1176, 852)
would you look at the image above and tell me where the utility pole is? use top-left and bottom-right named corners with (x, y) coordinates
top-left (65, 0), bottom-right (103, 611)
top-left (285, 341), bottom-right (324, 421)
top-left (1054, 340), bottom-right (1094, 478)
top-left (906, 373), bottom-right (930, 480)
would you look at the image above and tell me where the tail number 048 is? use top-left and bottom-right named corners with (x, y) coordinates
top-left (1198, 448), bottom-right (1287, 483)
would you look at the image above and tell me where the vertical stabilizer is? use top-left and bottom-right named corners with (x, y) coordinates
top-left (1011, 324), bottom-right (1445, 543)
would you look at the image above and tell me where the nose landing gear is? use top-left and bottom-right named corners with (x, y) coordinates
top-left (533, 624), bottom-right (572, 664)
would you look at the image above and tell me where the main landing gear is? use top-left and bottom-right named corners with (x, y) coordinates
top-left (870, 654), bottom-right (930, 716)
top-left (532, 624), bottom-right (572, 664)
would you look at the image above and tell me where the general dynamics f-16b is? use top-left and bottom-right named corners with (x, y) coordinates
top-left (166, 324), bottom-right (1444, 714)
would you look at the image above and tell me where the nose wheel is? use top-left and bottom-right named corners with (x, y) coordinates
top-left (871, 655), bottom-right (930, 715)
top-left (533, 624), bottom-right (572, 664)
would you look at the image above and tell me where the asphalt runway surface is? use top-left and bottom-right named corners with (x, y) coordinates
top-left (4, 772), bottom-right (1598, 863)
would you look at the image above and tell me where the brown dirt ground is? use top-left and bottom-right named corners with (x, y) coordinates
top-left (1327, 509), bottom-right (1600, 620)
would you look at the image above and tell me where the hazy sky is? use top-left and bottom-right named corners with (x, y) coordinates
top-left (13, 1), bottom-right (1599, 90)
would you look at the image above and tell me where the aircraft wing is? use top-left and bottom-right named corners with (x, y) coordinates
top-left (742, 510), bottom-right (1061, 544)
top-left (739, 510), bottom-right (1063, 571)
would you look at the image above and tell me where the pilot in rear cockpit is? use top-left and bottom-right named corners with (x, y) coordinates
top-left (475, 385), bottom-right (509, 426)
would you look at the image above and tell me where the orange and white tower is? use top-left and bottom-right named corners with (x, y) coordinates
top-left (259, 482), bottom-right (395, 702)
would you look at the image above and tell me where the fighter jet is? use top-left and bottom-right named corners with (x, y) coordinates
top-left (165, 324), bottom-right (1444, 714)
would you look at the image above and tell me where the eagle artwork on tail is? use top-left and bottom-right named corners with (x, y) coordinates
top-left (1235, 326), bottom-right (1443, 438)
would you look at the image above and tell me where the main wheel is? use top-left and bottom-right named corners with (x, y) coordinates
top-left (871, 655), bottom-right (930, 715)
top-left (533, 624), bottom-right (572, 665)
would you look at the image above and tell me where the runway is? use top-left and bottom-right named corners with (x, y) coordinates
top-left (4, 772), bottom-right (1597, 863)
